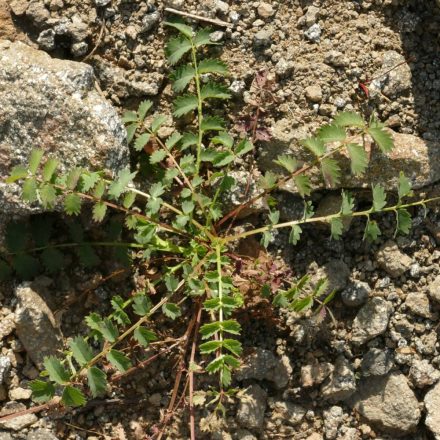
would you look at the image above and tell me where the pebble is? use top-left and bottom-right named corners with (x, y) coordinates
top-left (405, 291), bottom-right (432, 318)
top-left (321, 356), bottom-right (356, 401)
top-left (237, 384), bottom-right (267, 429)
top-left (71, 41), bottom-right (88, 57)
top-left (257, 2), bottom-right (275, 19)
top-left (0, 357), bottom-right (11, 385)
top-left (409, 359), bottom-right (440, 388)
top-left (269, 400), bottom-right (306, 426)
top-left (323, 406), bottom-right (343, 440)
top-left (93, 0), bottom-right (111, 6)
top-left (37, 29), bottom-right (56, 51)
top-left (304, 24), bottom-right (322, 42)
top-left (341, 280), bottom-right (371, 307)
top-left (305, 85), bottom-right (323, 103)
top-left (9, 387), bottom-right (32, 401)
top-left (361, 348), bottom-right (394, 376)
top-left (376, 241), bottom-right (412, 278)
top-left (428, 275), bottom-right (440, 303)
top-left (141, 11), bottom-right (160, 33)
top-left (253, 28), bottom-right (273, 47)
top-left (304, 6), bottom-right (320, 26)
top-left (425, 381), bottom-right (440, 438)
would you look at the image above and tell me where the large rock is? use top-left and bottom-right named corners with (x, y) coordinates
top-left (425, 381), bottom-right (440, 439)
top-left (0, 40), bottom-right (129, 231)
top-left (347, 373), bottom-right (421, 436)
top-left (257, 119), bottom-right (440, 193)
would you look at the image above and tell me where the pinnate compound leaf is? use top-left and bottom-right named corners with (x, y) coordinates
top-left (92, 202), bottom-right (107, 223)
top-left (194, 28), bottom-right (215, 47)
top-left (330, 217), bottom-right (343, 240)
top-left (42, 159), bottom-right (58, 182)
top-left (199, 340), bottom-right (222, 354)
top-left (275, 155), bottom-right (297, 173)
top-left (40, 183), bottom-right (57, 208)
top-left (367, 126), bottom-right (393, 153)
top-left (235, 138), bottom-right (253, 156)
top-left (150, 115), bottom-right (168, 133)
top-left (122, 111), bottom-right (138, 123)
top-left (126, 123), bottom-right (137, 144)
top-left (44, 356), bottom-right (70, 384)
top-left (108, 169), bottom-right (137, 199)
top-left (134, 133), bottom-right (151, 152)
top-left (66, 168), bottom-right (83, 190)
top-left (317, 124), bottom-right (346, 143)
top-left (7, 165), bottom-right (28, 183)
top-left (347, 143), bottom-right (368, 176)
top-left (134, 327), bottom-right (157, 346)
top-left (173, 95), bottom-right (198, 117)
top-left (200, 82), bottom-right (231, 100)
top-left (30, 380), bottom-right (55, 403)
top-left (259, 171), bottom-right (278, 189)
top-left (181, 132), bottom-right (198, 150)
top-left (165, 35), bottom-right (192, 65)
top-left (164, 20), bottom-right (193, 38)
top-left (289, 224), bottom-right (302, 245)
top-left (170, 64), bottom-right (195, 92)
top-left (62, 386), bottom-right (86, 407)
top-left (223, 339), bottom-right (242, 356)
top-left (212, 132), bottom-right (233, 149)
top-left (212, 151), bottom-right (234, 167)
top-left (123, 191), bottom-right (136, 209)
top-left (321, 158), bottom-right (341, 187)
top-left (22, 178), bottom-right (38, 202)
top-left (81, 172), bottom-right (100, 192)
top-left (364, 220), bottom-right (381, 241)
top-left (162, 303), bottom-right (181, 320)
top-left (341, 191), bottom-right (354, 215)
top-left (397, 172), bottom-right (413, 201)
top-left (69, 337), bottom-right (94, 367)
top-left (99, 318), bottom-right (118, 343)
top-left (132, 293), bottom-right (151, 316)
top-left (29, 149), bottom-right (44, 174)
top-left (64, 193), bottom-right (82, 216)
top-left (294, 174), bottom-right (311, 197)
top-left (198, 59), bottom-right (228, 75)
top-left (333, 111), bottom-right (365, 127)
top-left (201, 116), bottom-right (225, 132)
top-left (372, 184), bottom-right (387, 211)
top-left (301, 137), bottom-right (326, 157)
top-left (93, 180), bottom-right (106, 199)
top-left (138, 100), bottom-right (153, 120)
top-left (87, 367), bottom-right (107, 397)
top-left (41, 248), bottom-right (64, 273)
top-left (107, 349), bottom-right (132, 372)
top-left (396, 208), bottom-right (412, 235)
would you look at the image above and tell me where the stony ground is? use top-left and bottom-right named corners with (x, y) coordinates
top-left (0, 0), bottom-right (440, 439)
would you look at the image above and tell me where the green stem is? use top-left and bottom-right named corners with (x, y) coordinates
top-left (191, 43), bottom-right (204, 175)
top-left (222, 196), bottom-right (440, 243)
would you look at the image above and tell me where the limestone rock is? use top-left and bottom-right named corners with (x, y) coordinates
top-left (348, 373), bottom-right (420, 436)
top-left (0, 40), bottom-right (129, 239)
top-left (14, 284), bottom-right (63, 369)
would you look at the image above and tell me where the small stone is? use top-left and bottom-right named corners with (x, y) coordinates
top-left (93, 0), bottom-right (111, 6)
top-left (425, 381), bottom-right (440, 438)
top-left (9, 0), bottom-right (29, 15)
top-left (71, 41), bottom-right (88, 57)
top-left (306, 434), bottom-right (323, 440)
top-left (321, 356), bottom-right (356, 401)
top-left (141, 11), bottom-right (160, 33)
top-left (148, 393), bottom-right (161, 406)
top-left (229, 80), bottom-right (246, 95)
top-left (348, 373), bottom-right (420, 435)
top-left (301, 361), bottom-right (333, 387)
top-left (253, 28), bottom-right (273, 47)
top-left (304, 6), bottom-right (320, 26)
top-left (27, 429), bottom-right (60, 440)
top-left (314, 259), bottom-right (350, 294)
top-left (428, 275), bottom-right (440, 303)
top-left (257, 2), bottom-right (274, 18)
top-left (376, 240), bottom-right (412, 278)
top-left (66, 15), bottom-right (89, 42)
top-left (125, 25), bottom-right (139, 40)
top-left (405, 291), bottom-right (431, 318)
top-left (37, 29), bottom-right (56, 51)
top-left (323, 406), bottom-right (343, 440)
top-left (0, 357), bottom-right (11, 384)
top-left (275, 58), bottom-right (294, 77)
top-left (215, 0), bottom-right (229, 14)
top-left (304, 24), bottom-right (321, 42)
top-left (237, 384), bottom-right (267, 429)
top-left (236, 348), bottom-right (290, 389)
top-left (26, 1), bottom-right (50, 25)
top-left (324, 50), bottom-right (349, 67)
top-left (0, 313), bottom-right (15, 341)
top-left (9, 387), bottom-right (32, 401)
top-left (381, 51), bottom-right (412, 98)
top-left (409, 359), bottom-right (440, 388)
top-left (209, 31), bottom-right (224, 42)
top-left (270, 400), bottom-right (306, 426)
top-left (341, 281), bottom-right (371, 307)
top-left (0, 402), bottom-right (38, 431)
top-left (361, 348), bottom-right (394, 377)
top-left (351, 297), bottom-right (393, 345)
top-left (305, 85), bottom-right (323, 103)
top-left (229, 11), bottom-right (240, 23)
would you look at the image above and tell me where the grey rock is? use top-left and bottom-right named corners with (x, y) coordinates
top-left (381, 51), bottom-right (412, 98)
top-left (0, 313), bottom-right (15, 340)
top-left (323, 406), bottom-right (343, 440)
top-left (215, 0), bottom-right (229, 14)
top-left (425, 381), bottom-right (440, 439)
top-left (304, 6), bottom-right (320, 26)
top-left (253, 28), bottom-right (273, 47)
top-left (229, 80), bottom-right (246, 96)
top-left (341, 281), bottom-right (371, 307)
top-left (314, 259), bottom-right (350, 294)
top-left (376, 241), bottom-right (412, 278)
top-left (275, 58), bottom-right (294, 77)
top-left (304, 24), bottom-right (321, 42)
top-left (324, 50), bottom-right (348, 67)
top-left (37, 29), bottom-right (55, 51)
top-left (0, 402), bottom-right (38, 431)
top-left (209, 31), bottom-right (224, 42)
top-left (409, 359), bottom-right (440, 388)
top-left (351, 297), bottom-right (393, 345)
top-left (141, 11), bottom-right (160, 33)
top-left (71, 41), bottom-right (88, 57)
top-left (269, 400), bottom-right (305, 426)
top-left (27, 429), bottom-right (59, 440)
top-left (0, 357), bottom-right (11, 385)
top-left (0, 41), bottom-right (129, 237)
top-left (236, 348), bottom-right (290, 389)
top-left (26, 1), bottom-right (49, 25)
top-left (93, 0), bottom-right (111, 6)
top-left (14, 284), bottom-right (63, 368)
top-left (305, 85), bottom-right (322, 103)
top-left (405, 291), bottom-right (432, 318)
top-left (348, 373), bottom-right (420, 436)
top-left (301, 361), bottom-right (333, 387)
top-left (361, 348), bottom-right (394, 377)
top-left (321, 356), bottom-right (356, 401)
top-left (428, 275), bottom-right (440, 303)
top-left (66, 15), bottom-right (89, 42)
top-left (237, 384), bottom-right (267, 429)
